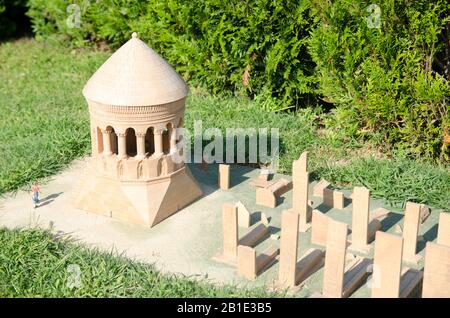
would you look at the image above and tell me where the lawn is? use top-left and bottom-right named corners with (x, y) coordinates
top-left (0, 38), bottom-right (449, 297)
top-left (0, 227), bottom-right (277, 297)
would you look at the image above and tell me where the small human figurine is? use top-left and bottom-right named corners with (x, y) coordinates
top-left (31, 182), bottom-right (40, 208)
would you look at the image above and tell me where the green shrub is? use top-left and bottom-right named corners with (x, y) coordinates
top-left (27, 0), bottom-right (317, 108)
top-left (308, 0), bottom-right (450, 160)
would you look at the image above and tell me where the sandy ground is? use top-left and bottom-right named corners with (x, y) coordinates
top-left (0, 158), bottom-right (443, 297)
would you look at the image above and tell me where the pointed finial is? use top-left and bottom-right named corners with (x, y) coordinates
top-left (131, 32), bottom-right (138, 39)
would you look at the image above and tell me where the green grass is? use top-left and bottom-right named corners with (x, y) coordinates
top-left (0, 227), bottom-right (277, 297)
top-left (1, 38), bottom-right (449, 210)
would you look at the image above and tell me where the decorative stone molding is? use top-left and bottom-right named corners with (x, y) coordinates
top-left (88, 99), bottom-right (185, 125)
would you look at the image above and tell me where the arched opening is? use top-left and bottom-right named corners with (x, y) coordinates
top-left (175, 119), bottom-right (184, 158)
top-left (96, 127), bottom-right (104, 154)
top-left (125, 128), bottom-right (137, 157)
top-left (163, 123), bottom-right (172, 154)
top-left (106, 126), bottom-right (118, 155)
top-left (145, 127), bottom-right (155, 156)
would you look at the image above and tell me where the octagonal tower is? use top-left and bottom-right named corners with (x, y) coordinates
top-left (73, 33), bottom-right (202, 227)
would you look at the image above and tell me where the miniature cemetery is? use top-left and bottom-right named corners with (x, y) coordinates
top-left (0, 33), bottom-right (449, 298)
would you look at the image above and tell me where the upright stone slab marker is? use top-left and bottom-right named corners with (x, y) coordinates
top-left (371, 231), bottom-right (403, 298)
top-left (292, 152), bottom-right (311, 231)
top-left (313, 179), bottom-right (330, 197)
top-left (222, 203), bottom-right (238, 260)
top-left (279, 210), bottom-right (300, 286)
top-left (237, 245), bottom-right (279, 280)
top-left (237, 245), bottom-right (256, 279)
top-left (311, 210), bottom-right (332, 247)
top-left (422, 242), bottom-right (450, 297)
top-left (402, 202), bottom-right (421, 263)
top-left (437, 212), bottom-right (450, 247)
top-left (219, 164), bottom-right (230, 190)
top-left (323, 188), bottom-right (345, 210)
top-left (278, 210), bottom-right (325, 287)
top-left (236, 201), bottom-right (251, 228)
top-left (350, 187), bottom-right (370, 252)
top-left (322, 219), bottom-right (348, 297)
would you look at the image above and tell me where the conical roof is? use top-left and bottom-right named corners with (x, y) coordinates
top-left (83, 33), bottom-right (188, 106)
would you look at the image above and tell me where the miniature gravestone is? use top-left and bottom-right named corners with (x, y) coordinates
top-left (402, 202), bottom-right (422, 263)
top-left (419, 204), bottom-right (431, 223)
top-left (279, 210), bottom-right (300, 286)
top-left (222, 203), bottom-right (239, 261)
top-left (322, 219), bottom-right (348, 298)
top-left (237, 245), bottom-right (279, 280)
top-left (322, 219), bottom-right (371, 298)
top-left (216, 203), bottom-right (268, 264)
top-left (73, 32), bottom-right (202, 227)
top-left (219, 164), bottom-right (230, 190)
top-left (370, 207), bottom-right (390, 221)
top-left (313, 179), bottom-right (331, 197)
top-left (323, 188), bottom-right (345, 210)
top-left (311, 210), bottom-right (332, 247)
top-left (239, 223), bottom-right (269, 247)
top-left (349, 186), bottom-right (381, 253)
top-left (235, 201), bottom-right (251, 228)
top-left (260, 212), bottom-right (270, 226)
top-left (371, 231), bottom-right (423, 298)
top-left (278, 210), bottom-right (324, 287)
top-left (371, 232), bottom-right (403, 298)
top-left (256, 178), bottom-right (292, 208)
top-left (249, 168), bottom-right (273, 188)
top-left (422, 242), bottom-right (450, 297)
top-left (437, 212), bottom-right (450, 247)
top-left (292, 152), bottom-right (311, 231)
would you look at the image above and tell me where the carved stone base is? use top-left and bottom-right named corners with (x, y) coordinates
top-left (72, 160), bottom-right (203, 227)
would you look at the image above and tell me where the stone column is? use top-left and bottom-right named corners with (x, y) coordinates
top-left (154, 129), bottom-right (164, 157)
top-left (136, 132), bottom-right (146, 159)
top-left (170, 126), bottom-right (177, 154)
top-left (117, 132), bottom-right (127, 159)
top-left (102, 129), bottom-right (112, 156)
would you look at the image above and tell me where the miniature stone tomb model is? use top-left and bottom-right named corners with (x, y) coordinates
top-left (73, 33), bottom-right (202, 227)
